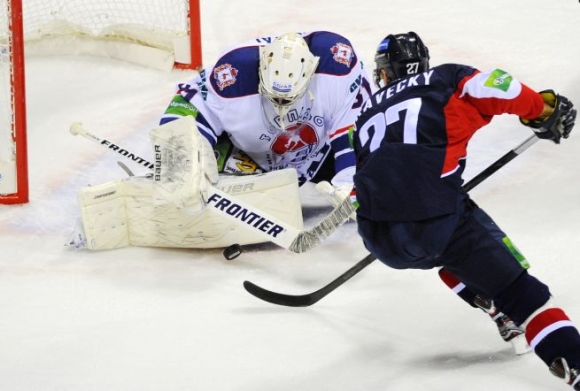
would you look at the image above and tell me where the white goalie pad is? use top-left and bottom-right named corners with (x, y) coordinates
top-left (75, 168), bottom-right (303, 250)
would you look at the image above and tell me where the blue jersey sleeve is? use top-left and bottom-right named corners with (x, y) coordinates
top-left (209, 46), bottom-right (261, 99)
top-left (304, 31), bottom-right (359, 76)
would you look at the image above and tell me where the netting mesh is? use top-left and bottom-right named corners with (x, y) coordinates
top-left (0, 0), bottom-right (15, 191)
top-left (23, 0), bottom-right (190, 38)
top-left (1, 0), bottom-right (196, 199)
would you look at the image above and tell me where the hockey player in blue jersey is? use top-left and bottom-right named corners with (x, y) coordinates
top-left (352, 31), bottom-right (579, 389)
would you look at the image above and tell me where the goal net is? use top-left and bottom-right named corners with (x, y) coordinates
top-left (23, 0), bottom-right (202, 71)
top-left (0, 0), bottom-right (202, 204)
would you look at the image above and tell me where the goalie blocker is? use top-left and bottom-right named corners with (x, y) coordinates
top-left (70, 117), bottom-right (304, 250)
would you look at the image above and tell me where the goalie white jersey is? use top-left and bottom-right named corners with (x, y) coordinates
top-left (160, 30), bottom-right (372, 185)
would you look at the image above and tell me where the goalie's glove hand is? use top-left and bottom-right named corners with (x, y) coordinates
top-left (520, 90), bottom-right (576, 144)
top-left (315, 181), bottom-right (357, 221)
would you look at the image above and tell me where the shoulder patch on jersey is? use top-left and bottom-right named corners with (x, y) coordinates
top-left (213, 64), bottom-right (239, 91)
top-left (209, 46), bottom-right (260, 98)
top-left (484, 69), bottom-right (513, 92)
top-left (304, 31), bottom-right (357, 75)
top-left (330, 42), bottom-right (354, 67)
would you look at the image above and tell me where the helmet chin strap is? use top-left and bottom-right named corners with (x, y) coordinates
top-left (276, 105), bottom-right (290, 130)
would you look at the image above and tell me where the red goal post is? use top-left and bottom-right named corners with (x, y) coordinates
top-left (1, 0), bottom-right (27, 204)
top-left (0, 0), bottom-right (202, 204)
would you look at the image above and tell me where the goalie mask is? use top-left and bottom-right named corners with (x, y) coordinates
top-left (259, 33), bottom-right (320, 123)
top-left (374, 31), bottom-right (430, 88)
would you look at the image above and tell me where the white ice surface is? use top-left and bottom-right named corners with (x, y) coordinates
top-left (1, 0), bottom-right (579, 390)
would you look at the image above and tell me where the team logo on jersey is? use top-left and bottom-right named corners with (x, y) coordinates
top-left (213, 63), bottom-right (238, 90)
top-left (271, 122), bottom-right (319, 164)
top-left (331, 42), bottom-right (353, 67)
top-left (484, 69), bottom-right (513, 92)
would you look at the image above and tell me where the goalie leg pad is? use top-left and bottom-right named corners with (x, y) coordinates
top-left (75, 179), bottom-right (134, 250)
top-left (74, 169), bottom-right (303, 250)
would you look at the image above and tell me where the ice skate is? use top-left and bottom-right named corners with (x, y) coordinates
top-left (474, 296), bottom-right (531, 355)
top-left (550, 357), bottom-right (580, 390)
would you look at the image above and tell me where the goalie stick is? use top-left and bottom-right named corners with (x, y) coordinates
top-left (244, 134), bottom-right (540, 307)
top-left (70, 122), bottom-right (354, 253)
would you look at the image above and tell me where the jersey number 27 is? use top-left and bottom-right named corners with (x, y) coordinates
top-left (357, 97), bottom-right (422, 152)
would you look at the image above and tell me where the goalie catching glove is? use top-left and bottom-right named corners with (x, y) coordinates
top-left (520, 90), bottom-right (576, 144)
top-left (149, 116), bottom-right (219, 212)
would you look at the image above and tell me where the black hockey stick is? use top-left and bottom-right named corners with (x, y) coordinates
top-left (463, 134), bottom-right (539, 192)
top-left (243, 134), bottom-right (539, 307)
top-left (244, 253), bottom-right (377, 307)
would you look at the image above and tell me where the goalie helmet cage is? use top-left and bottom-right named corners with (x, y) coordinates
top-left (0, 0), bottom-right (202, 204)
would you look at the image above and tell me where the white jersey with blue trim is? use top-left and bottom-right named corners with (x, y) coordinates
top-left (160, 31), bottom-right (372, 185)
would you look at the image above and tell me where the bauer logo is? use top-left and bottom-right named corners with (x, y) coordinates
top-left (154, 145), bottom-right (162, 181)
top-left (217, 182), bottom-right (255, 193)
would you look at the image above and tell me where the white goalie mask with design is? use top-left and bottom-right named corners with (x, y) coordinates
top-left (258, 33), bottom-right (320, 126)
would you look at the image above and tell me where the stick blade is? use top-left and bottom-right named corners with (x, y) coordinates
top-left (243, 280), bottom-right (317, 307)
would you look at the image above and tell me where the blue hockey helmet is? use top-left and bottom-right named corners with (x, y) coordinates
top-left (374, 31), bottom-right (430, 87)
